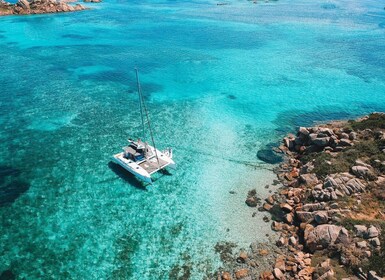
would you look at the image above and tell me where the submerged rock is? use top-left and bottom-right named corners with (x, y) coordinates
top-left (257, 149), bottom-right (283, 164)
top-left (0, 181), bottom-right (29, 207)
top-left (235, 268), bottom-right (249, 279)
top-left (0, 270), bottom-right (16, 280)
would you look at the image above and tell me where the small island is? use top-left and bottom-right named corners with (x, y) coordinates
top-left (0, 0), bottom-right (103, 16)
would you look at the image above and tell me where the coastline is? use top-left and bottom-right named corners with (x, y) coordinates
top-left (0, 0), bottom-right (101, 16)
top-left (216, 113), bottom-right (385, 280)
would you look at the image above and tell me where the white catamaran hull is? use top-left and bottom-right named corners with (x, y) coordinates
top-left (112, 69), bottom-right (176, 183)
top-left (112, 145), bottom-right (175, 183)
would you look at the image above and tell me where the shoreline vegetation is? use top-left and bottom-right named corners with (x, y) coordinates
top-left (0, 0), bottom-right (101, 16)
top-left (216, 113), bottom-right (385, 280)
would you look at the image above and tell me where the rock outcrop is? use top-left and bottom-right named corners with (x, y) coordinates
top-left (304, 224), bottom-right (347, 252)
top-left (0, 0), bottom-right (87, 16)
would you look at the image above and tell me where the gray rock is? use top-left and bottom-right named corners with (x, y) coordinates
top-left (330, 191), bottom-right (338, 200)
top-left (334, 146), bottom-right (345, 152)
top-left (368, 270), bottom-right (384, 280)
top-left (355, 159), bottom-right (372, 168)
top-left (346, 185), bottom-right (353, 194)
top-left (369, 237), bottom-right (381, 247)
top-left (340, 138), bottom-right (353, 146)
top-left (318, 132), bottom-right (329, 138)
top-left (330, 202), bottom-right (339, 209)
top-left (276, 236), bottom-right (287, 247)
top-left (352, 165), bottom-right (370, 178)
top-left (320, 128), bottom-right (334, 136)
top-left (341, 185), bottom-right (351, 195)
top-left (284, 137), bottom-right (294, 149)
top-left (302, 203), bottom-right (325, 212)
top-left (313, 137), bottom-right (330, 147)
top-left (304, 224), bottom-right (343, 252)
top-left (323, 177), bottom-right (338, 189)
top-left (299, 127), bottom-right (310, 136)
top-left (323, 192), bottom-right (331, 201)
top-left (294, 137), bottom-right (303, 145)
top-left (356, 241), bottom-right (367, 248)
top-left (349, 131), bottom-right (357, 140)
top-left (334, 189), bottom-right (344, 197)
top-left (18, 0), bottom-right (30, 9)
top-left (340, 132), bottom-right (349, 139)
top-left (250, 242), bottom-right (258, 254)
top-left (300, 173), bottom-right (319, 186)
top-left (336, 227), bottom-right (350, 245)
top-left (273, 268), bottom-right (284, 280)
top-left (314, 211), bottom-right (329, 224)
top-left (296, 211), bottom-right (315, 223)
top-left (354, 225), bottom-right (368, 238)
top-left (309, 133), bottom-right (318, 142)
top-left (289, 236), bottom-right (297, 246)
top-left (367, 225), bottom-right (379, 238)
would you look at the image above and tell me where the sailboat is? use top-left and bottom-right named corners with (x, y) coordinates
top-left (112, 68), bottom-right (176, 183)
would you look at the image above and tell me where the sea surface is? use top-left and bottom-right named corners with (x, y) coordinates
top-left (1, 0), bottom-right (385, 278)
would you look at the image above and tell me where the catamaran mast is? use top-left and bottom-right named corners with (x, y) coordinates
top-left (135, 68), bottom-right (146, 141)
top-left (134, 68), bottom-right (160, 167)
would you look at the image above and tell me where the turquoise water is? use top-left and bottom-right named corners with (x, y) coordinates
top-left (1, 0), bottom-right (385, 278)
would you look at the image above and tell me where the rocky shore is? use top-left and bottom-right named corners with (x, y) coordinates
top-left (216, 113), bottom-right (385, 280)
top-left (0, 0), bottom-right (102, 16)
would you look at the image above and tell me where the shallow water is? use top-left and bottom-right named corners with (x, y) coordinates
top-left (1, 0), bottom-right (385, 278)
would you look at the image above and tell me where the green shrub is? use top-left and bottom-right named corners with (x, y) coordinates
top-left (351, 113), bottom-right (385, 130)
top-left (311, 152), bottom-right (351, 178)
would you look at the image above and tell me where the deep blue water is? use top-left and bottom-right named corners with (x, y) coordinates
top-left (1, 0), bottom-right (385, 278)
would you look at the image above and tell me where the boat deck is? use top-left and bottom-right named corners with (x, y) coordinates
top-left (138, 157), bottom-right (170, 174)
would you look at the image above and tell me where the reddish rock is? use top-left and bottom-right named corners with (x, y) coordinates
top-left (273, 268), bottom-right (285, 280)
top-left (263, 202), bottom-right (273, 211)
top-left (237, 251), bottom-right (248, 263)
top-left (0, 0), bottom-right (87, 15)
top-left (221, 271), bottom-right (232, 280)
top-left (272, 221), bottom-right (283, 231)
top-left (289, 236), bottom-right (297, 246)
top-left (280, 203), bottom-right (293, 213)
top-left (266, 195), bottom-right (275, 204)
top-left (290, 167), bottom-right (299, 178)
top-left (245, 196), bottom-right (259, 207)
top-left (235, 268), bottom-right (249, 279)
top-left (298, 266), bottom-right (314, 278)
top-left (275, 258), bottom-right (286, 271)
top-left (259, 249), bottom-right (269, 256)
top-left (276, 236), bottom-right (287, 247)
top-left (284, 213), bottom-right (293, 224)
top-left (260, 271), bottom-right (274, 280)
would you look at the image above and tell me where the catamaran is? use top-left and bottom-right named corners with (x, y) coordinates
top-left (112, 69), bottom-right (176, 183)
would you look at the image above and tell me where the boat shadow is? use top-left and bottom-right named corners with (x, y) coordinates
top-left (108, 162), bottom-right (149, 191)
